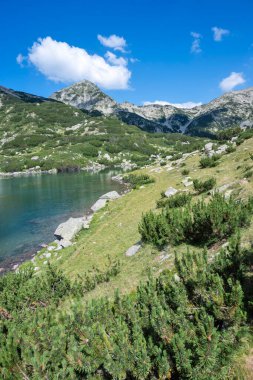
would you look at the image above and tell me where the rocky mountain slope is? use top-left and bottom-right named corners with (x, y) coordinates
top-left (51, 81), bottom-right (253, 136)
top-left (51, 81), bottom-right (116, 115)
top-left (0, 85), bottom-right (204, 173)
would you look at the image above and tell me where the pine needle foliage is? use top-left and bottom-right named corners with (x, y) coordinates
top-left (157, 192), bottom-right (192, 209)
top-left (124, 174), bottom-right (155, 189)
top-left (0, 236), bottom-right (251, 379)
top-left (193, 177), bottom-right (216, 194)
top-left (200, 155), bottom-right (221, 168)
top-left (140, 193), bottom-right (253, 247)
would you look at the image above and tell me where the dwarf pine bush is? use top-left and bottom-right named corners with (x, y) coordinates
top-left (124, 174), bottom-right (155, 189)
top-left (157, 192), bottom-right (192, 208)
top-left (181, 168), bottom-right (190, 175)
top-left (193, 177), bottom-right (216, 193)
top-left (0, 236), bottom-right (251, 379)
top-left (200, 154), bottom-right (220, 168)
top-left (140, 193), bottom-right (253, 247)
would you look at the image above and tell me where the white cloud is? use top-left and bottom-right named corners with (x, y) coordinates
top-left (16, 53), bottom-right (25, 66)
top-left (130, 57), bottom-right (139, 63)
top-left (143, 100), bottom-right (202, 109)
top-left (212, 27), bottom-right (230, 41)
top-left (97, 34), bottom-right (126, 52)
top-left (21, 36), bottom-right (131, 89)
top-left (219, 72), bottom-right (245, 92)
top-left (105, 51), bottom-right (127, 66)
top-left (191, 32), bottom-right (202, 54)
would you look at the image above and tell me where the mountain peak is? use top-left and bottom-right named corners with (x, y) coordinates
top-left (51, 80), bottom-right (253, 134)
top-left (50, 80), bottom-right (116, 115)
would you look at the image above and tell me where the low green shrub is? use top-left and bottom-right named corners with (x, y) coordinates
top-left (181, 168), bottom-right (190, 175)
top-left (200, 154), bottom-right (220, 168)
top-left (157, 192), bottom-right (192, 209)
top-left (124, 174), bottom-right (155, 189)
top-left (245, 170), bottom-right (253, 178)
top-left (193, 177), bottom-right (216, 193)
top-left (171, 152), bottom-right (183, 161)
top-left (226, 144), bottom-right (236, 153)
top-left (105, 144), bottom-right (121, 154)
top-left (82, 145), bottom-right (98, 157)
top-left (216, 127), bottom-right (241, 141)
top-left (139, 193), bottom-right (253, 247)
top-left (0, 237), bottom-right (250, 379)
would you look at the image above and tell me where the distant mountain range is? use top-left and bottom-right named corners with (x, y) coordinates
top-left (51, 80), bottom-right (253, 136)
top-left (2, 83), bottom-right (204, 173)
top-left (1, 81), bottom-right (253, 139)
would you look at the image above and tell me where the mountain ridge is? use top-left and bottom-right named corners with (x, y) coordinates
top-left (50, 81), bottom-right (253, 135)
top-left (1, 81), bottom-right (253, 137)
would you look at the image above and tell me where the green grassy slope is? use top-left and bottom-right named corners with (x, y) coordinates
top-left (1, 129), bottom-right (253, 378)
top-left (0, 88), bottom-right (205, 172)
top-left (30, 136), bottom-right (253, 302)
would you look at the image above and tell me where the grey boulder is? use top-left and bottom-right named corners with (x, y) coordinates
top-left (91, 191), bottom-right (121, 212)
top-left (165, 187), bottom-right (178, 197)
top-left (60, 239), bottom-right (72, 248)
top-left (91, 198), bottom-right (107, 212)
top-left (100, 191), bottom-right (120, 200)
top-left (54, 217), bottom-right (89, 241)
top-left (125, 243), bottom-right (142, 257)
top-left (204, 142), bottom-right (213, 153)
top-left (182, 177), bottom-right (193, 187)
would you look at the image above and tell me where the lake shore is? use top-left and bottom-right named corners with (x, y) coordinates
top-left (0, 161), bottom-right (136, 179)
top-left (0, 172), bottom-right (128, 275)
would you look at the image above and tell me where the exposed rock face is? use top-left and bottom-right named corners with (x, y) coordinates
top-left (54, 217), bottom-right (90, 241)
top-left (50, 82), bottom-right (253, 135)
top-left (50, 80), bottom-right (116, 115)
top-left (165, 187), bottom-right (178, 197)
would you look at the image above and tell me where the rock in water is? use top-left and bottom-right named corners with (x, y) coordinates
top-left (165, 187), bottom-right (178, 197)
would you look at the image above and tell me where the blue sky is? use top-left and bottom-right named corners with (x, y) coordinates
top-left (1, 0), bottom-right (253, 106)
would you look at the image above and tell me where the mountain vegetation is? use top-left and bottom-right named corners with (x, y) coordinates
top-left (0, 85), bottom-right (205, 173)
top-left (1, 81), bottom-right (253, 174)
top-left (0, 234), bottom-right (252, 379)
top-left (51, 81), bottom-right (253, 135)
top-left (1, 82), bottom-right (253, 378)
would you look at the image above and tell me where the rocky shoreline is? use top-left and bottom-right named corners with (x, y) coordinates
top-left (0, 161), bottom-right (136, 179)
top-left (0, 174), bottom-right (128, 275)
